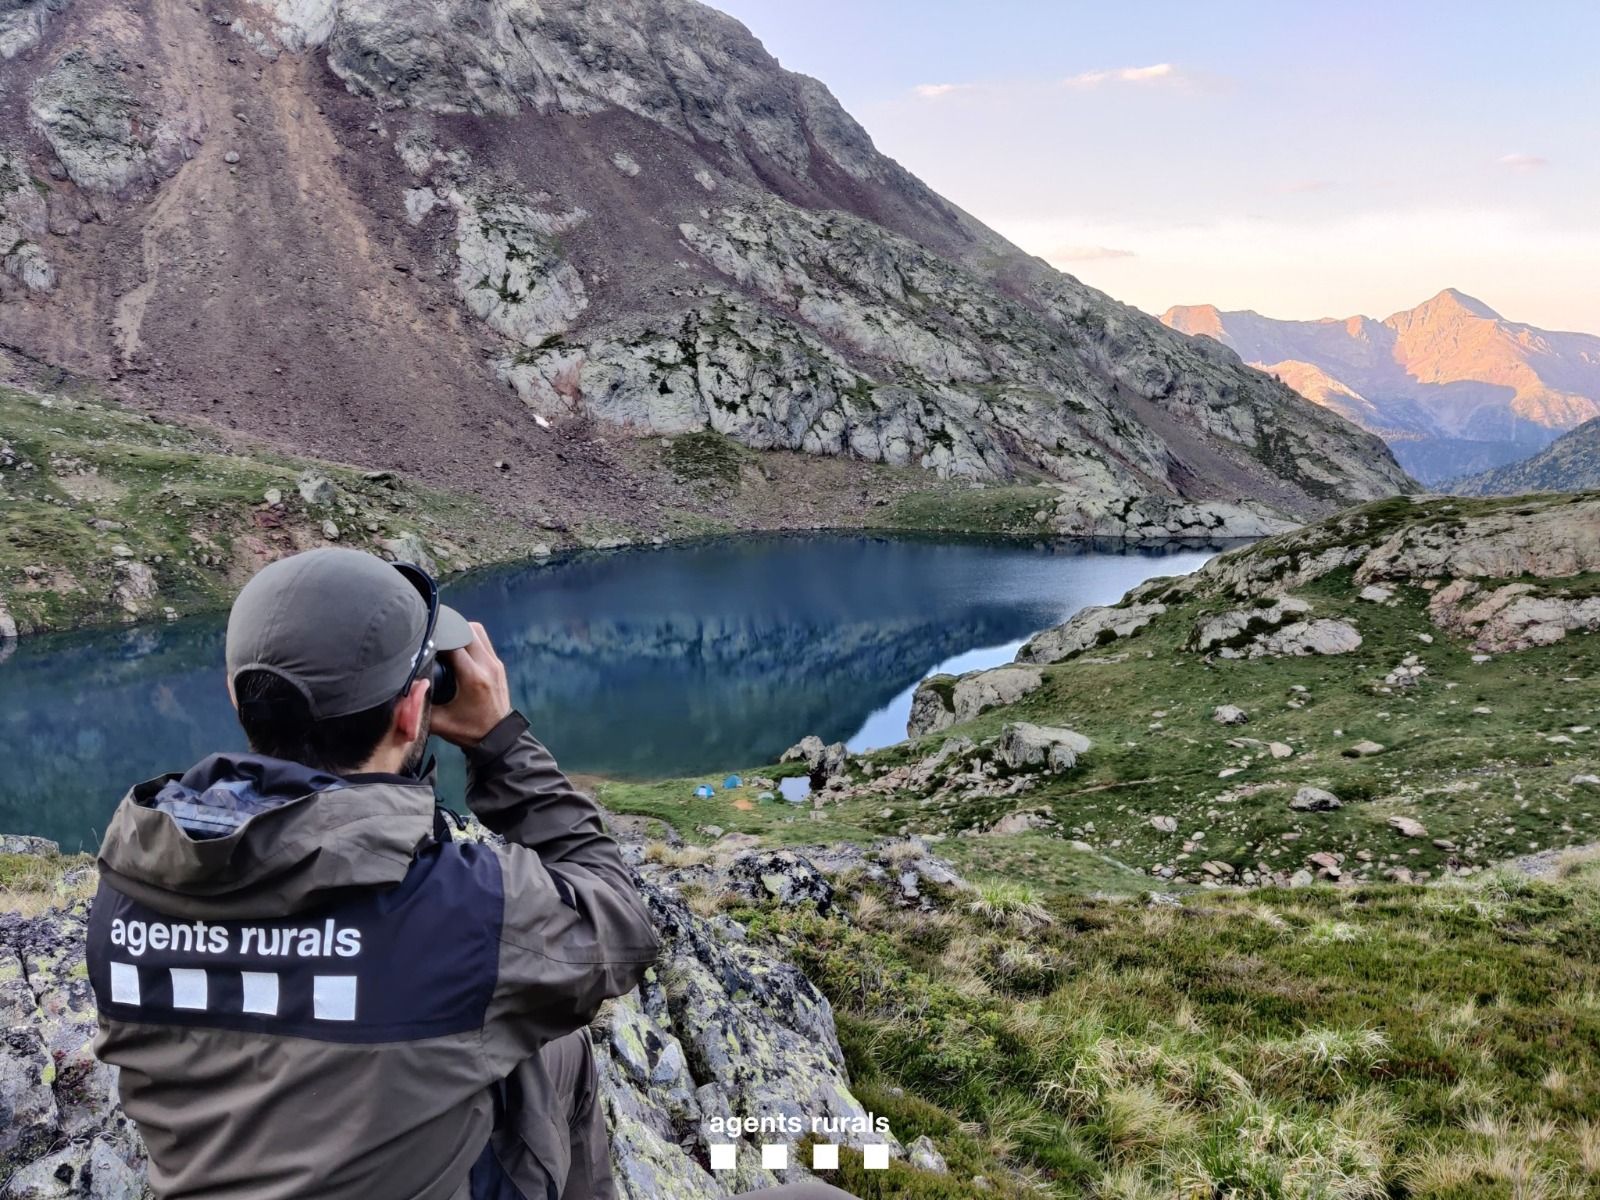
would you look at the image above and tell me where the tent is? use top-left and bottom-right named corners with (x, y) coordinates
top-left (694, 784), bottom-right (716, 799)
top-left (723, 774), bottom-right (743, 789)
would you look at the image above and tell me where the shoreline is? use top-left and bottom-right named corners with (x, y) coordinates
top-left (2, 520), bottom-right (1252, 644)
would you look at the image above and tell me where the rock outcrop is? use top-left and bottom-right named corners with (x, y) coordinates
top-left (1017, 601), bottom-right (1167, 665)
top-left (907, 664), bottom-right (1042, 736)
top-left (0, 0), bottom-right (1409, 545)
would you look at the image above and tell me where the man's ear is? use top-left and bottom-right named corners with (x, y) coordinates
top-left (394, 679), bottom-right (431, 744)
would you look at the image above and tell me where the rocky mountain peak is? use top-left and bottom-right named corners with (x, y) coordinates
top-left (1388, 287), bottom-right (1503, 328)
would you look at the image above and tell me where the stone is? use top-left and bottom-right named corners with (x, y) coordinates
top-left (1388, 816), bottom-right (1428, 838)
top-left (780, 736), bottom-right (850, 785)
top-left (1572, 775), bottom-right (1600, 787)
top-left (0, 835), bottom-right (59, 856)
top-left (995, 723), bottom-right (1091, 773)
top-left (908, 1134), bottom-right (948, 1175)
top-left (986, 811), bottom-right (1049, 836)
top-left (379, 532), bottom-right (436, 573)
top-left (1268, 742), bottom-right (1294, 759)
top-left (1343, 740), bottom-right (1385, 758)
top-left (263, 487), bottom-right (283, 505)
top-left (1359, 584), bottom-right (1394, 603)
top-left (223, 149), bottom-right (241, 164)
top-left (4, 1138), bottom-right (144, 1199)
top-left (1149, 815), bottom-right (1178, 833)
top-left (907, 664), bottom-right (1042, 736)
top-left (297, 471), bottom-right (337, 506)
top-left (1017, 601), bottom-right (1167, 665)
top-left (321, 519), bottom-right (340, 540)
top-left (1289, 787), bottom-right (1342, 812)
top-left (724, 850), bottom-right (834, 913)
top-left (1212, 705), bottom-right (1249, 726)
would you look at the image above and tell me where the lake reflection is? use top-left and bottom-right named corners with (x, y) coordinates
top-left (0, 534), bottom-right (1222, 849)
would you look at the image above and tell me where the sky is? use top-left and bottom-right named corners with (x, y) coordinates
top-left (711, 0), bottom-right (1600, 333)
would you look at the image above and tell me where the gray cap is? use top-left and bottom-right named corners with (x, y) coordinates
top-left (226, 548), bottom-right (472, 719)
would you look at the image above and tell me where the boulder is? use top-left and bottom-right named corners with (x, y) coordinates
top-left (297, 472), bottom-right (337, 506)
top-left (1344, 741), bottom-right (1385, 758)
top-left (0, 836), bottom-right (58, 857)
top-left (780, 736), bottom-right (849, 785)
top-left (1211, 705), bottom-right (1249, 726)
top-left (1290, 787), bottom-right (1342, 812)
top-left (907, 664), bottom-right (1042, 736)
top-left (1388, 816), bottom-right (1428, 838)
top-left (723, 851), bottom-right (835, 913)
top-left (995, 723), bottom-right (1091, 772)
top-left (1017, 602), bottom-right (1167, 665)
top-left (908, 1134), bottom-right (948, 1175)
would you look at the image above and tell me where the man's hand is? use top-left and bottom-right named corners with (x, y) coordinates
top-left (429, 621), bottom-right (514, 747)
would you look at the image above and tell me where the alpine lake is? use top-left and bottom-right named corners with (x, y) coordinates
top-left (0, 533), bottom-right (1224, 850)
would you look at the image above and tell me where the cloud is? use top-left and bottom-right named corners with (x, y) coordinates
top-left (1281, 178), bottom-right (1336, 194)
top-left (1497, 152), bottom-right (1548, 171)
top-left (911, 83), bottom-right (972, 100)
top-left (1063, 63), bottom-right (1176, 89)
top-left (1044, 244), bottom-right (1137, 262)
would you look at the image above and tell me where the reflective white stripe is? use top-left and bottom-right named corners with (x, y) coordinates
top-left (313, 975), bottom-right (357, 1021)
top-left (170, 968), bottom-right (208, 1011)
top-left (110, 961), bottom-right (140, 1006)
top-left (241, 971), bottom-right (279, 1016)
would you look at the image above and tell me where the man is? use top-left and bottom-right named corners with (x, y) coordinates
top-left (87, 548), bottom-right (855, 1200)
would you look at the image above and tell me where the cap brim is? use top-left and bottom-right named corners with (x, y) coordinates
top-left (435, 605), bottom-right (474, 652)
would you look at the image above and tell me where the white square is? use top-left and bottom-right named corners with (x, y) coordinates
top-left (761, 1143), bottom-right (788, 1170)
top-left (811, 1143), bottom-right (839, 1170)
top-left (863, 1143), bottom-right (889, 1171)
top-left (241, 972), bottom-right (279, 1016)
top-left (313, 975), bottom-right (357, 1021)
top-left (110, 962), bottom-right (140, 1006)
top-left (709, 1143), bottom-right (737, 1172)
top-left (170, 968), bottom-right (208, 1010)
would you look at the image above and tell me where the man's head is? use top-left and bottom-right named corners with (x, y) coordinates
top-left (225, 549), bottom-right (472, 776)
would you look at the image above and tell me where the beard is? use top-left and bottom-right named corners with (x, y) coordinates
top-left (402, 698), bottom-right (433, 776)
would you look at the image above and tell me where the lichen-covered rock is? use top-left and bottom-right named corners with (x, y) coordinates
top-left (906, 664), bottom-right (1042, 736)
top-left (996, 722), bottom-right (1090, 773)
top-left (4, 1137), bottom-right (144, 1200)
top-left (1018, 602), bottom-right (1167, 665)
top-left (0, 0), bottom-right (67, 60)
top-left (453, 193), bottom-right (589, 347)
top-left (1429, 579), bottom-right (1600, 652)
top-left (29, 51), bottom-right (194, 196)
top-left (1, 907), bottom-right (145, 1185)
top-left (1190, 597), bottom-right (1313, 654)
top-left (0, 151), bottom-right (54, 299)
top-left (723, 851), bottom-right (834, 913)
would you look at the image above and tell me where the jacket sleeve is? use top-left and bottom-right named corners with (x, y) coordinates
top-left (463, 712), bottom-right (660, 1071)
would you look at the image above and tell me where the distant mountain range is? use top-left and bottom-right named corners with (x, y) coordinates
top-left (1161, 290), bottom-right (1600, 484)
top-left (1455, 415), bottom-right (1600, 496)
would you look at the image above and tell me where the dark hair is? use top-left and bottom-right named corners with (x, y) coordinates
top-left (233, 669), bottom-right (401, 775)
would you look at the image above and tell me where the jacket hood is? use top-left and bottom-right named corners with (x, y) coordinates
top-left (97, 753), bottom-right (437, 920)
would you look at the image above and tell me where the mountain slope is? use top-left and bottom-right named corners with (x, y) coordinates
top-left (1163, 290), bottom-right (1600, 484)
top-left (1455, 414), bottom-right (1600, 495)
top-left (0, 0), bottom-right (1408, 543)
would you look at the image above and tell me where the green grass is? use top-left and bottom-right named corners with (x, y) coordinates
top-left (735, 850), bottom-right (1600, 1198)
top-left (0, 386), bottom-right (539, 634)
top-left (885, 483), bottom-right (1059, 535)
